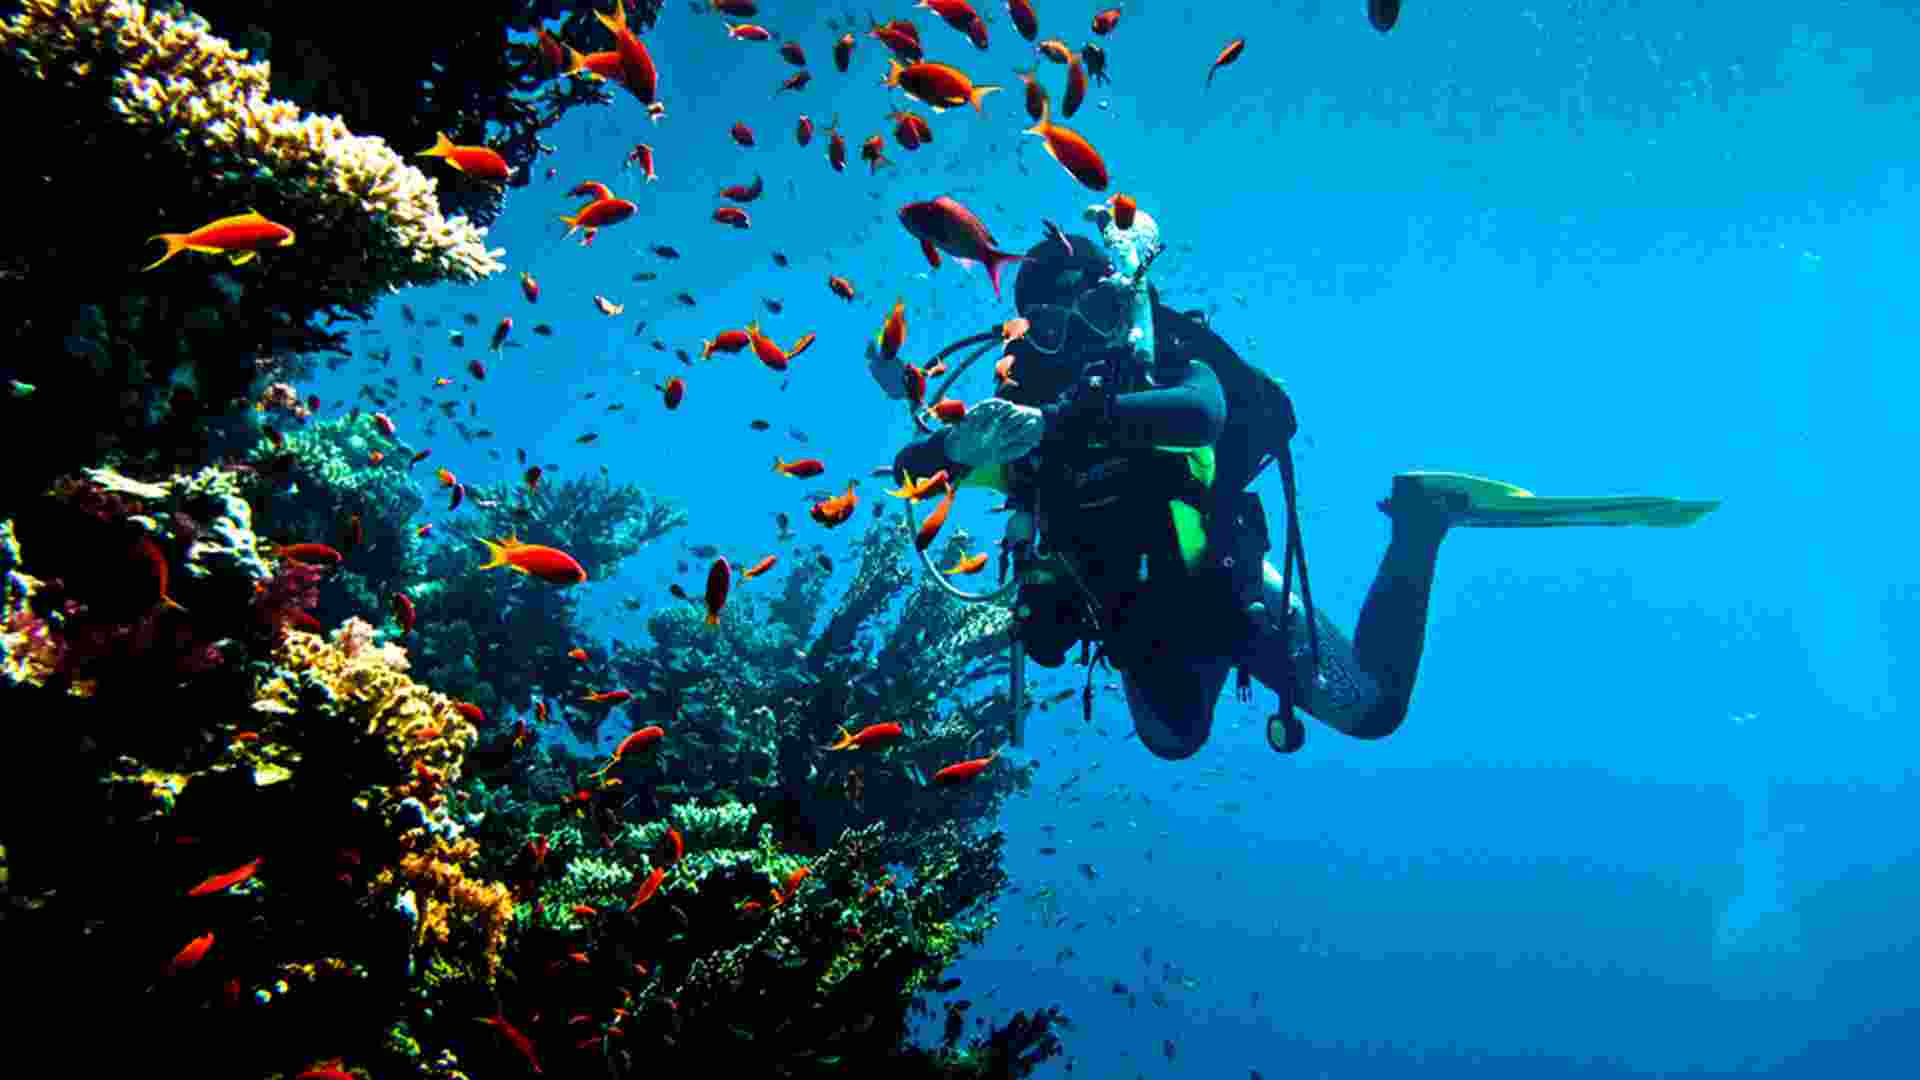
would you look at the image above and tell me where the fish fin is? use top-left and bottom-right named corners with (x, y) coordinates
top-left (141, 234), bottom-right (188, 272)
top-left (970, 84), bottom-right (1002, 111)
top-left (419, 130), bottom-right (453, 158)
top-left (228, 250), bottom-right (257, 266)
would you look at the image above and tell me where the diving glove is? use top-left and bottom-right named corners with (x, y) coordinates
top-left (947, 397), bottom-right (1048, 469)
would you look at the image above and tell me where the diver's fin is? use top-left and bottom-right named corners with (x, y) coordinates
top-left (1397, 471), bottom-right (1721, 528)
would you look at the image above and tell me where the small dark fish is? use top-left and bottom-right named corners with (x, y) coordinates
top-left (577, 432), bottom-right (599, 444)
top-left (635, 322), bottom-right (650, 337)
top-left (1110, 981), bottom-right (1128, 995)
top-left (448, 331), bottom-right (465, 347)
top-left (653, 245), bottom-right (681, 259)
top-left (676, 560), bottom-right (690, 574)
top-left (687, 544), bottom-right (720, 558)
top-left (1038, 847), bottom-right (1057, 855)
top-left (1041, 219), bottom-right (1072, 256)
top-left (788, 428), bottom-right (808, 443)
top-left (1078, 863), bottom-right (1099, 882)
top-left (749, 419), bottom-right (771, 431)
top-left (462, 312), bottom-right (480, 326)
top-left (633, 271), bottom-right (659, 282)
top-left (816, 553), bottom-right (833, 572)
top-left (533, 323), bottom-right (554, 336)
top-left (651, 340), bottom-right (667, 351)
top-left (675, 349), bottom-right (691, 365)
top-left (932, 978), bottom-right (962, 992)
top-left (669, 583), bottom-right (690, 602)
top-left (774, 512), bottom-right (790, 531)
top-left (401, 304), bottom-right (416, 325)
top-left (517, 448), bottom-right (527, 464)
top-left (763, 298), bottom-right (783, 314)
top-left (771, 251), bottom-right (789, 267)
top-left (675, 293), bottom-right (697, 307)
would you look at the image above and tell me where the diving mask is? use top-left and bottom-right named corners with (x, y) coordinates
top-left (1023, 283), bottom-right (1131, 354)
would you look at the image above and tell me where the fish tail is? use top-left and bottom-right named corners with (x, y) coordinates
top-left (562, 44), bottom-right (592, 78)
top-left (159, 594), bottom-right (189, 615)
top-left (982, 249), bottom-right (1025, 300)
top-left (141, 233), bottom-right (189, 272)
top-left (704, 610), bottom-right (720, 627)
top-left (473, 535), bottom-right (509, 570)
top-left (418, 130), bottom-right (454, 159)
top-left (772, 457), bottom-right (786, 473)
top-left (970, 84), bottom-right (1002, 112)
top-left (596, 0), bottom-right (628, 36)
top-left (882, 58), bottom-right (902, 87)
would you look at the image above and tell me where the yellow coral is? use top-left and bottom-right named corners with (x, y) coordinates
top-left (372, 836), bottom-right (515, 982)
top-left (253, 628), bottom-right (477, 777)
top-left (0, 0), bottom-right (505, 284)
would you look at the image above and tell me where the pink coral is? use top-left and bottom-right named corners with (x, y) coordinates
top-left (256, 382), bottom-right (311, 423)
top-left (250, 558), bottom-right (323, 640)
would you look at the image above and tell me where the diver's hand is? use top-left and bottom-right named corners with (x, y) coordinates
top-left (1041, 373), bottom-right (1112, 444)
top-left (948, 397), bottom-right (1047, 469)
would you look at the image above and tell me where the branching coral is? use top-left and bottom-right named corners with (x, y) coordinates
top-left (372, 835), bottom-right (516, 981)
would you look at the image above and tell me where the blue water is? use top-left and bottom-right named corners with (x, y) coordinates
top-left (315, 2), bottom-right (1920, 1074)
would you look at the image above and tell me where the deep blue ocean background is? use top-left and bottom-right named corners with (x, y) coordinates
top-left (311, 1), bottom-right (1920, 1074)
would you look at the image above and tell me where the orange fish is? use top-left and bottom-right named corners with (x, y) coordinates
top-left (943, 552), bottom-right (989, 575)
top-left (834, 32), bottom-right (855, 70)
top-left (742, 554), bottom-right (777, 579)
top-left (1092, 7), bottom-right (1121, 33)
top-left (826, 721), bottom-right (905, 750)
top-left (826, 116), bottom-right (848, 171)
top-left (392, 591), bottom-right (416, 634)
top-left (520, 271), bottom-right (540, 302)
top-left (776, 71), bottom-right (811, 94)
top-left (369, 450), bottom-right (386, 464)
top-left (418, 132), bottom-right (512, 182)
top-left (1001, 317), bottom-right (1031, 343)
top-left (188, 856), bottom-right (263, 896)
top-left (717, 174), bottom-right (764, 202)
top-left (779, 40), bottom-right (807, 65)
top-left (787, 332), bottom-right (817, 360)
top-left (811, 482), bottom-right (859, 527)
top-left (931, 748), bottom-right (999, 785)
top-left (582, 689), bottom-right (633, 705)
top-left (877, 298), bottom-right (908, 360)
top-left (476, 1013), bottom-right (543, 1075)
top-left (926, 398), bottom-right (967, 423)
top-left (560, 197), bottom-right (636, 238)
top-left (475, 534), bottom-right (589, 585)
top-left (882, 58), bottom-right (1000, 112)
top-left (896, 196), bottom-right (1025, 297)
top-left (915, 481), bottom-right (956, 552)
top-left (593, 0), bottom-right (661, 105)
top-left (713, 206), bottom-right (752, 229)
top-left (1107, 192), bottom-right (1138, 229)
top-left (731, 121), bottom-right (756, 147)
top-left (667, 827), bottom-right (685, 864)
top-left (745, 322), bottom-right (789, 370)
top-left (627, 865), bottom-right (667, 911)
top-left (726, 21), bottom-right (772, 40)
top-left (774, 457), bottom-right (826, 478)
top-left (828, 275), bottom-right (857, 300)
top-left (703, 329), bottom-right (752, 358)
top-left (868, 19), bottom-right (923, 62)
top-left (1207, 37), bottom-right (1246, 88)
top-left (901, 363), bottom-right (928, 409)
top-left (1036, 38), bottom-right (1073, 64)
top-left (568, 647), bottom-right (590, 662)
top-left (657, 376), bottom-right (685, 409)
top-left (704, 557), bottom-right (731, 624)
top-left (525, 466), bottom-right (543, 492)
top-left (166, 931), bottom-right (215, 977)
top-left (796, 114), bottom-right (815, 145)
top-left (436, 466), bottom-right (458, 488)
top-left (625, 142), bottom-right (657, 180)
top-left (887, 470), bottom-right (949, 501)
top-left (568, 180), bottom-right (614, 201)
top-left (601, 725), bottom-right (665, 770)
top-left (143, 210), bottom-right (295, 271)
top-left (859, 134), bottom-right (892, 173)
top-left (1024, 101), bottom-right (1107, 190)
top-left (782, 865), bottom-right (812, 895)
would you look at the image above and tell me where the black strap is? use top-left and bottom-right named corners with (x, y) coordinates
top-left (1273, 442), bottom-right (1319, 724)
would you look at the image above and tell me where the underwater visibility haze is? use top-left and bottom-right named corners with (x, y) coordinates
top-left (2, 0), bottom-right (1917, 1077)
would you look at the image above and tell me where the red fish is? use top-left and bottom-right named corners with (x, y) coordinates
top-left (475, 534), bottom-right (589, 585)
top-left (902, 363), bottom-right (928, 409)
top-left (468, 358), bottom-right (487, 381)
top-left (593, 0), bottom-right (660, 105)
top-left (525, 466), bottom-right (543, 492)
top-left (915, 480), bottom-right (956, 551)
top-left (476, 1013), bottom-right (543, 1075)
top-left (188, 856), bottom-right (263, 896)
top-left (741, 554), bottom-right (777, 579)
top-left (1015, 65), bottom-right (1050, 121)
top-left (787, 331), bottom-right (817, 359)
top-left (520, 272), bottom-right (540, 303)
top-left (582, 689), bottom-right (633, 705)
top-left (703, 329), bottom-right (752, 358)
top-left (391, 591), bottom-right (416, 634)
top-left (943, 552), bottom-right (989, 575)
top-left (704, 557), bottom-right (731, 624)
top-left (372, 412), bottom-right (397, 438)
top-left (1370, 0), bottom-right (1401, 32)
top-left (1108, 192), bottom-right (1138, 229)
top-left (625, 142), bottom-right (657, 181)
top-left (779, 40), bottom-right (806, 65)
top-left (144, 210), bottom-right (295, 271)
top-left (834, 32), bottom-right (855, 70)
top-left (274, 543), bottom-right (343, 566)
top-left (826, 721), bottom-right (904, 750)
top-left (409, 449), bottom-right (432, 467)
top-left (667, 827), bottom-right (685, 863)
top-left (1037, 38), bottom-right (1073, 63)
top-left (776, 70), bottom-right (811, 94)
top-left (657, 376), bottom-right (685, 409)
top-left (1062, 55), bottom-right (1087, 117)
top-left (1207, 37), bottom-right (1245, 88)
top-left (417, 132), bottom-right (512, 182)
top-left (454, 701), bottom-right (486, 724)
top-left (1092, 7), bottom-right (1121, 33)
top-left (796, 114), bottom-right (814, 146)
top-left (726, 22), bottom-right (772, 40)
top-left (447, 481), bottom-right (464, 513)
top-left (166, 931), bottom-right (215, 977)
top-left (882, 59), bottom-right (1000, 113)
top-left (931, 748), bottom-right (999, 785)
top-left (713, 206), bottom-right (752, 229)
top-left (896, 196), bottom-right (1025, 297)
top-left (811, 482), bottom-right (859, 527)
top-left (731, 121), bottom-right (756, 147)
top-left (826, 117), bottom-right (848, 171)
top-left (860, 134), bottom-right (892, 173)
top-left (1024, 101), bottom-right (1107, 190)
top-left (490, 317), bottom-right (512, 351)
top-left (887, 470), bottom-right (948, 501)
top-left (559, 197), bottom-right (636, 238)
top-left (774, 457), bottom-right (826, 478)
top-left (603, 725), bottom-right (665, 766)
top-left (1006, 0), bottom-right (1038, 40)
top-left (869, 18), bottom-right (923, 61)
top-left (709, 0), bottom-right (756, 12)
top-left (828, 275), bottom-right (856, 300)
top-left (926, 398), bottom-right (967, 423)
top-left (717, 174), bottom-right (764, 202)
top-left (628, 865), bottom-right (667, 911)
top-left (745, 322), bottom-right (789, 370)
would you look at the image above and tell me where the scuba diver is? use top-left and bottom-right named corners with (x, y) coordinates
top-left (886, 204), bottom-right (1718, 761)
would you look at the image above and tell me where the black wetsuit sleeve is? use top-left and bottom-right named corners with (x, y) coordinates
top-left (893, 428), bottom-right (961, 483)
top-left (1103, 359), bottom-right (1226, 448)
